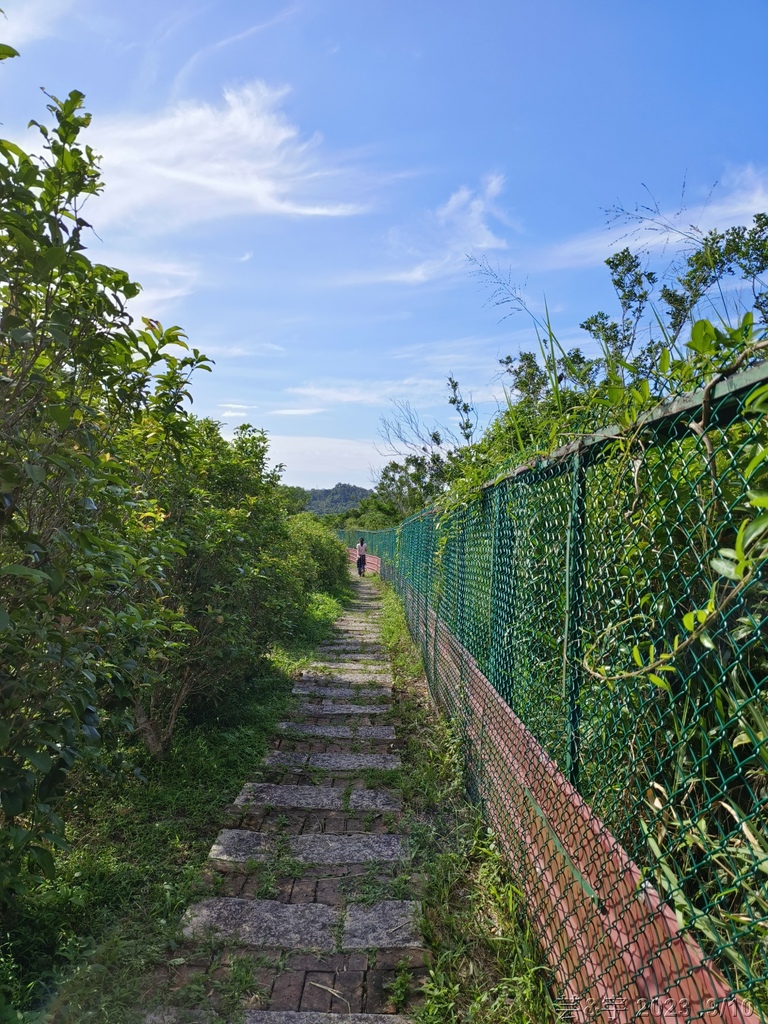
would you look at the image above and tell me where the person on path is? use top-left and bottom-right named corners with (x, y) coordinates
top-left (356, 538), bottom-right (367, 576)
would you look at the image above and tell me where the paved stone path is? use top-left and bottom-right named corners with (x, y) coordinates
top-left (180, 575), bottom-right (424, 1021)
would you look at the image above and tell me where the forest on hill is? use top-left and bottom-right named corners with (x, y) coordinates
top-left (306, 482), bottom-right (371, 515)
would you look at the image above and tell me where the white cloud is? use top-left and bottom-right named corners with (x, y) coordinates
top-left (288, 374), bottom-right (504, 410)
top-left (270, 408), bottom-right (327, 416)
top-left (346, 174), bottom-right (512, 286)
top-left (538, 165), bottom-right (768, 271)
top-left (88, 82), bottom-right (365, 233)
top-left (2, 0), bottom-right (79, 46)
top-left (129, 258), bottom-right (200, 313)
top-left (287, 379), bottom-right (427, 406)
top-left (390, 334), bottom-right (513, 372)
top-left (202, 342), bottom-right (285, 357)
top-left (265, 435), bottom-right (387, 489)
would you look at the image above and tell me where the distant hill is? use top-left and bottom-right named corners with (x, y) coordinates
top-left (306, 482), bottom-right (371, 516)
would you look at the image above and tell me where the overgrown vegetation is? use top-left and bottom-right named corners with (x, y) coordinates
top-left (0, 71), bottom-right (351, 1020)
top-left (333, 213), bottom-right (768, 529)
top-left (0, 593), bottom-right (344, 1023)
top-left (377, 581), bottom-right (552, 1024)
top-left (350, 302), bottom-right (768, 1013)
top-left (341, 212), bottom-right (768, 1013)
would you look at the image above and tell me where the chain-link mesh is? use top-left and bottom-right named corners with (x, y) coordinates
top-left (339, 364), bottom-right (768, 1023)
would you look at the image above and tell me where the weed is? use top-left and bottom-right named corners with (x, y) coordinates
top-left (361, 768), bottom-right (402, 789)
top-left (375, 579), bottom-right (553, 1024)
top-left (389, 957), bottom-right (414, 1011)
top-left (340, 785), bottom-right (354, 813)
top-left (338, 861), bottom-right (411, 906)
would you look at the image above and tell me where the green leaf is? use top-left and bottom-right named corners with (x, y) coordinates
top-left (743, 512), bottom-right (768, 551)
top-left (0, 788), bottom-right (26, 817)
top-left (0, 563), bottom-right (51, 582)
top-left (0, 460), bottom-right (23, 490)
top-left (648, 673), bottom-right (671, 692)
top-left (28, 845), bottom-right (56, 879)
top-left (710, 556), bottom-right (741, 580)
top-left (659, 347), bottom-right (670, 374)
top-left (23, 463), bottom-right (46, 485)
top-left (682, 612), bottom-right (696, 631)
top-left (0, 607), bottom-right (11, 631)
top-left (22, 749), bottom-right (54, 773)
top-left (743, 444), bottom-right (768, 479)
top-left (46, 565), bottom-right (65, 595)
top-left (34, 245), bottom-right (67, 278)
top-left (46, 404), bottom-right (72, 430)
top-left (0, 44), bottom-right (20, 61)
top-left (687, 319), bottom-right (716, 356)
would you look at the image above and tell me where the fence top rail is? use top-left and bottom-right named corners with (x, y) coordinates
top-left (482, 357), bottom-right (768, 489)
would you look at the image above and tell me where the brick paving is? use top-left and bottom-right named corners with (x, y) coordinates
top-left (179, 575), bottom-right (424, 1022)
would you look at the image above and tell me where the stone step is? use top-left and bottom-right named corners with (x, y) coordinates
top-left (234, 783), bottom-right (401, 812)
top-left (317, 644), bottom-right (386, 653)
top-left (263, 752), bottom-right (400, 771)
top-left (183, 898), bottom-right (421, 950)
top-left (148, 1010), bottom-right (409, 1024)
top-left (299, 703), bottom-right (390, 717)
top-left (313, 652), bottom-right (387, 661)
top-left (308, 673), bottom-right (392, 686)
top-left (309, 663), bottom-right (390, 676)
top-left (293, 684), bottom-right (391, 699)
top-left (277, 723), bottom-right (396, 741)
top-left (183, 899), bottom-right (336, 948)
top-left (317, 639), bottom-right (386, 648)
top-left (209, 830), bottom-right (407, 867)
top-left (244, 1013), bottom-right (409, 1023)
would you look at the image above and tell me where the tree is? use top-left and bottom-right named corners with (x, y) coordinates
top-left (0, 90), bottom-right (197, 893)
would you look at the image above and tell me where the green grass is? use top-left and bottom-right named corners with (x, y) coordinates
top-left (375, 579), bottom-right (554, 1024)
top-left (0, 591), bottom-right (344, 1024)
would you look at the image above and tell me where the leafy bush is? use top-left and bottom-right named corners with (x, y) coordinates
top-left (0, 88), bottom-right (350, 907)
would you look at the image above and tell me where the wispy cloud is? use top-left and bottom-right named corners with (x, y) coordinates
top-left (287, 381), bottom-right (416, 406)
top-left (172, 7), bottom-right (300, 98)
top-left (390, 333), bottom-right (513, 372)
top-left (88, 253), bottom-right (200, 316)
top-left (2, 0), bottom-right (80, 46)
top-left (288, 374), bottom-right (503, 409)
top-left (537, 165), bottom-right (768, 271)
top-left (346, 173), bottom-right (512, 286)
top-left (202, 342), bottom-right (285, 357)
top-left (88, 81), bottom-right (366, 233)
top-left (270, 407), bottom-right (327, 416)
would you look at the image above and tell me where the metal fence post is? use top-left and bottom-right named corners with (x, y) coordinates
top-left (563, 450), bottom-right (586, 789)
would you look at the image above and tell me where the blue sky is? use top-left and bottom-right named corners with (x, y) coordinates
top-left (3, 0), bottom-right (767, 487)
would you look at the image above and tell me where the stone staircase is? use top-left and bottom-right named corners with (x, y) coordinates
top-left (179, 576), bottom-right (425, 1022)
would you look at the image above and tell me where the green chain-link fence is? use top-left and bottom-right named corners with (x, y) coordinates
top-left (340, 363), bottom-right (768, 1023)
